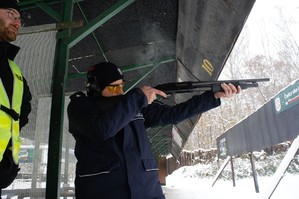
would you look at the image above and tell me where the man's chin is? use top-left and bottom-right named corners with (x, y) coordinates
top-left (3, 29), bottom-right (18, 42)
top-left (10, 35), bottom-right (17, 41)
top-left (5, 33), bottom-right (17, 42)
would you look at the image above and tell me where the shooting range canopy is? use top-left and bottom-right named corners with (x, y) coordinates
top-left (17, 0), bottom-right (255, 158)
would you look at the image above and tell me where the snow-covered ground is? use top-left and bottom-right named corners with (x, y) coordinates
top-left (163, 170), bottom-right (299, 199)
top-left (162, 148), bottom-right (299, 199)
top-left (3, 152), bottom-right (298, 199)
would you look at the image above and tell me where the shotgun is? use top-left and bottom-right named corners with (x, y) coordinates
top-left (154, 78), bottom-right (270, 95)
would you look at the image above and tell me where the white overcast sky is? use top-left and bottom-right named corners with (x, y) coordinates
top-left (244, 0), bottom-right (299, 56)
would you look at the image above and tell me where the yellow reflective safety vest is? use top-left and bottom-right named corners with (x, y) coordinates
top-left (0, 59), bottom-right (24, 164)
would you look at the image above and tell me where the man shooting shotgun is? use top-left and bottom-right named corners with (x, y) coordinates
top-left (67, 62), bottom-right (243, 199)
top-left (155, 78), bottom-right (270, 95)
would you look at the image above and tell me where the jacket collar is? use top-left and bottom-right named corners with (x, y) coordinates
top-left (0, 40), bottom-right (20, 61)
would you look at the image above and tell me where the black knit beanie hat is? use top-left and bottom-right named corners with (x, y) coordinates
top-left (86, 62), bottom-right (124, 93)
top-left (0, 0), bottom-right (21, 14)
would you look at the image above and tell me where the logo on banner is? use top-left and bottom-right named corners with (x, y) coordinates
top-left (274, 79), bottom-right (299, 113)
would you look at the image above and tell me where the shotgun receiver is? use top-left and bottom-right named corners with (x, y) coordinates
top-left (154, 78), bottom-right (270, 95)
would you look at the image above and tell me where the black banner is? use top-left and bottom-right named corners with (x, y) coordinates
top-left (217, 79), bottom-right (299, 158)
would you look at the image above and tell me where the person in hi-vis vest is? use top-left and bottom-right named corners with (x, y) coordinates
top-left (0, 0), bottom-right (32, 197)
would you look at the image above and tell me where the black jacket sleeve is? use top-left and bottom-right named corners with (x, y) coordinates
top-left (142, 91), bottom-right (220, 128)
top-left (20, 77), bottom-right (32, 129)
top-left (67, 88), bottom-right (148, 141)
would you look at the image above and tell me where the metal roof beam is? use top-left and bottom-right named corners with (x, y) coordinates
top-left (124, 58), bottom-right (175, 93)
top-left (19, 0), bottom-right (83, 21)
top-left (67, 57), bottom-right (175, 80)
top-left (75, 2), bottom-right (108, 61)
top-left (19, 0), bottom-right (82, 10)
top-left (65, 0), bottom-right (135, 48)
top-left (35, 2), bottom-right (61, 21)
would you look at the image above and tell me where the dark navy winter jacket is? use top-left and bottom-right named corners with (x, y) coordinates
top-left (67, 88), bottom-right (220, 199)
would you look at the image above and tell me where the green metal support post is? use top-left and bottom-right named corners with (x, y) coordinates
top-left (45, 1), bottom-right (136, 198)
top-left (45, 0), bottom-right (73, 198)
